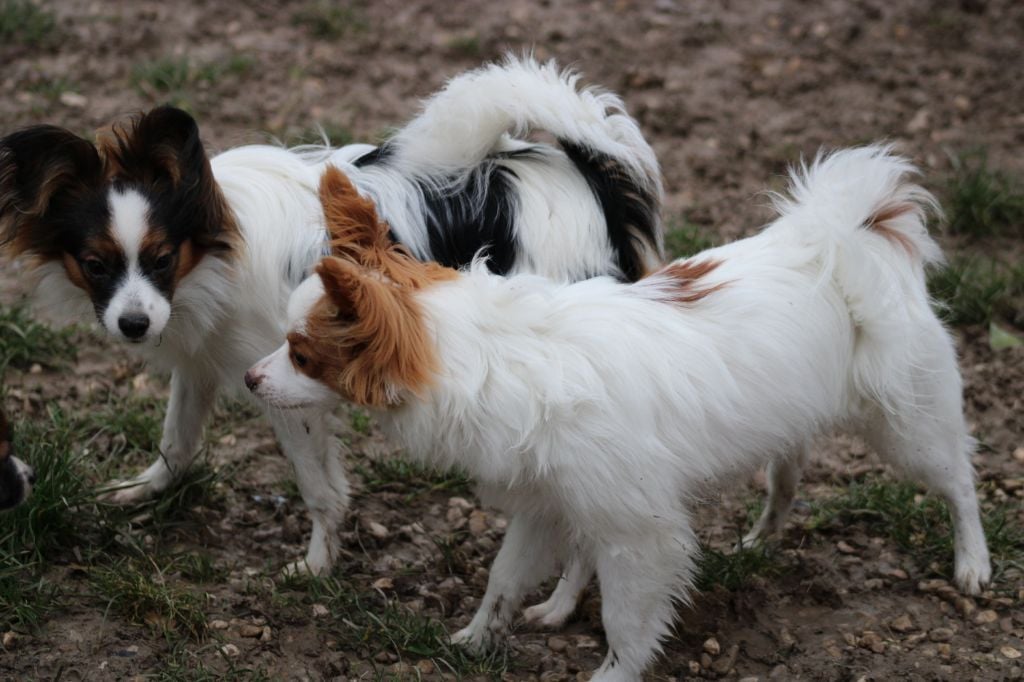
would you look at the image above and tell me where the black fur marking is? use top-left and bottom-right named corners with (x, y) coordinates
top-left (559, 139), bottom-right (659, 282)
top-left (0, 417), bottom-right (26, 511)
top-left (352, 144), bottom-right (394, 168)
top-left (417, 164), bottom-right (518, 275)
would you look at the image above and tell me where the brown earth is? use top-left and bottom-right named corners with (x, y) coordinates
top-left (1, 0), bottom-right (1023, 680)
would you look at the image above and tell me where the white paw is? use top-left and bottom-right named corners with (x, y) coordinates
top-left (954, 559), bottom-right (992, 596)
top-left (98, 478), bottom-right (156, 505)
top-left (450, 624), bottom-right (494, 654)
top-left (281, 558), bottom-right (330, 579)
top-left (523, 600), bottom-right (574, 629)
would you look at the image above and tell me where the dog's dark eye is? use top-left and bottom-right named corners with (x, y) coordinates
top-left (153, 253), bottom-right (174, 272)
top-left (83, 258), bottom-right (107, 278)
top-left (292, 351), bottom-right (309, 368)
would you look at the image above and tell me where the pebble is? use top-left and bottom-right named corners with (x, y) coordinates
top-left (468, 510), bottom-right (489, 536)
top-left (1004, 646), bottom-right (1023, 660)
top-left (311, 604), bottom-right (329, 618)
top-left (711, 644), bottom-right (740, 674)
top-left (548, 636), bottom-right (569, 653)
top-left (260, 626), bottom-right (272, 642)
top-left (739, 677), bottom-right (759, 682)
top-left (929, 627), bottom-right (954, 642)
top-left (372, 577), bottom-right (394, 591)
top-left (59, 92), bottom-right (88, 108)
top-left (859, 631), bottom-right (886, 654)
top-left (361, 518), bottom-right (389, 540)
top-left (836, 540), bottom-right (856, 554)
top-left (700, 652), bottom-right (713, 669)
top-left (955, 597), bottom-right (976, 618)
top-left (1013, 447), bottom-right (1024, 463)
top-left (416, 659), bottom-right (434, 675)
top-left (2, 631), bottom-right (17, 649)
top-left (975, 609), bottom-right (999, 625)
top-left (575, 635), bottom-right (600, 649)
top-left (769, 664), bottom-right (789, 678)
top-left (220, 643), bottom-right (241, 657)
top-left (209, 619), bottom-right (229, 630)
top-left (891, 614), bottom-right (915, 633)
top-left (703, 636), bottom-right (721, 656)
top-left (687, 660), bottom-right (701, 674)
top-left (937, 642), bottom-right (952, 659)
top-left (239, 624), bottom-right (263, 638)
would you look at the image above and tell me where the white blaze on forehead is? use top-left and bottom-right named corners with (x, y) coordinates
top-left (287, 274), bottom-right (327, 331)
top-left (108, 188), bottom-right (151, 260)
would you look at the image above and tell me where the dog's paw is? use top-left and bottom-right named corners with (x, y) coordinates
top-left (281, 558), bottom-right (330, 579)
top-left (954, 559), bottom-right (992, 596)
top-left (523, 599), bottom-right (574, 629)
top-left (450, 624), bottom-right (494, 654)
top-left (98, 478), bottom-right (156, 505)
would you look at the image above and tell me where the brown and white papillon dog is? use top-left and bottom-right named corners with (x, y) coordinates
top-left (0, 410), bottom-right (35, 511)
top-left (248, 149), bottom-right (990, 680)
top-left (0, 56), bottom-right (662, 574)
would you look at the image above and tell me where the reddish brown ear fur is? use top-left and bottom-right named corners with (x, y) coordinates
top-left (307, 257), bottom-right (440, 407)
top-left (318, 166), bottom-right (456, 289)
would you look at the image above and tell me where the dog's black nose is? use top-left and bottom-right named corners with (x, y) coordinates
top-left (244, 369), bottom-right (261, 391)
top-left (27, 468), bottom-right (36, 486)
top-left (118, 313), bottom-right (150, 339)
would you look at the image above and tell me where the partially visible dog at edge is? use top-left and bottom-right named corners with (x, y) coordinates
top-left (247, 148), bottom-right (991, 682)
top-left (0, 410), bottom-right (35, 511)
top-left (0, 56), bottom-right (662, 575)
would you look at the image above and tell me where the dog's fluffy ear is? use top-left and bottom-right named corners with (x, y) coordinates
top-left (99, 106), bottom-right (236, 254)
top-left (320, 165), bottom-right (390, 261)
top-left (0, 126), bottom-right (105, 259)
top-left (316, 256), bottom-right (366, 319)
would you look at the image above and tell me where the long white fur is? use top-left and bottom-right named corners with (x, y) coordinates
top-left (92, 56), bottom-right (662, 577)
top-left (258, 146), bottom-right (990, 680)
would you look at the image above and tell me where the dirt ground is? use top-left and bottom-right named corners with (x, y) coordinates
top-left (1, 0), bottom-right (1023, 680)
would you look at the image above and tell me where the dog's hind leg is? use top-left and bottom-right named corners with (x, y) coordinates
top-left (523, 553), bottom-right (594, 629)
top-left (738, 443), bottom-right (810, 549)
top-left (859, 336), bottom-right (990, 595)
top-left (102, 369), bottom-right (216, 504)
top-left (272, 411), bottom-right (350, 576)
top-left (452, 513), bottom-right (561, 652)
top-left (591, 521), bottom-right (698, 682)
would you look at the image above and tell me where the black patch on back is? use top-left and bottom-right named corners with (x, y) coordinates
top-left (352, 144), bottom-right (394, 168)
top-left (558, 139), bottom-right (659, 282)
top-left (417, 163), bottom-right (518, 274)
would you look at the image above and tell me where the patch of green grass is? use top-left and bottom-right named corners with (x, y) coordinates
top-left (0, 0), bottom-right (56, 47)
top-left (0, 304), bottom-right (75, 374)
top-left (349, 407), bottom-right (372, 435)
top-left (945, 151), bottom-right (1024, 238)
top-left (356, 457), bottom-right (472, 499)
top-left (131, 53), bottom-right (254, 107)
top-left (91, 557), bottom-right (208, 639)
top-left (695, 542), bottom-right (785, 592)
top-left (291, 1), bottom-right (364, 39)
top-left (809, 477), bottom-right (1024, 582)
top-left (154, 642), bottom-right (274, 681)
top-left (27, 75), bottom-right (74, 102)
top-left (284, 574), bottom-right (510, 677)
top-left (928, 256), bottom-right (1024, 327)
top-left (432, 530), bottom-right (471, 576)
top-left (664, 219), bottom-right (717, 260)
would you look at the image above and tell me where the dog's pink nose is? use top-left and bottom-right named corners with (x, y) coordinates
top-left (244, 369), bottom-right (262, 392)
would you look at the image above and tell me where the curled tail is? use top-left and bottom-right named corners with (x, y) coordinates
top-left (390, 55), bottom-right (664, 279)
top-left (774, 145), bottom-right (945, 413)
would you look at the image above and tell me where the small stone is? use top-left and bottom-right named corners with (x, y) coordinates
top-left (548, 636), bottom-right (569, 652)
top-left (906, 108), bottom-right (930, 134)
top-left (416, 659), bottom-right (434, 675)
top-left (361, 518), bottom-right (389, 540)
top-left (891, 614), bottom-right (915, 633)
top-left (688, 660), bottom-right (702, 674)
top-left (468, 509), bottom-right (489, 535)
top-left (975, 609), bottom-right (999, 625)
top-left (446, 506), bottom-right (466, 523)
top-left (711, 644), bottom-right (740, 674)
top-left (1003, 646), bottom-right (1023, 660)
top-left (918, 579), bottom-right (952, 593)
top-left (2, 631), bottom-right (17, 649)
top-left (937, 642), bottom-right (952, 659)
top-left (448, 496), bottom-right (473, 510)
top-left (929, 627), bottom-right (954, 642)
top-left (239, 624), bottom-right (263, 638)
top-left (575, 635), bottom-right (600, 649)
top-left (260, 626), bottom-right (272, 642)
top-left (955, 597), bottom-right (976, 618)
top-left (859, 631), bottom-right (886, 654)
top-left (700, 652), bottom-right (713, 669)
top-left (29, 363), bottom-right (42, 374)
top-left (779, 628), bottom-right (796, 648)
top-left (864, 578), bottom-right (884, 590)
top-left (59, 92), bottom-right (88, 108)
top-left (740, 677), bottom-right (759, 682)
top-left (880, 567), bottom-right (909, 580)
top-left (312, 603), bottom-right (329, 618)
top-left (220, 643), bottom-right (241, 657)
top-left (837, 540), bottom-right (856, 554)
top-left (769, 664), bottom-right (789, 678)
top-left (209, 619), bottom-right (229, 630)
top-left (1013, 447), bottom-right (1024, 463)
top-left (218, 433), bottom-right (237, 446)
top-left (372, 577), bottom-right (394, 591)
top-left (703, 637), bottom-right (721, 656)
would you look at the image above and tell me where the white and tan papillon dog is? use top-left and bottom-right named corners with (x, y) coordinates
top-left (247, 148), bottom-right (990, 681)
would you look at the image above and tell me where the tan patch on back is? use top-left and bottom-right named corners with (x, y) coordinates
top-left (867, 201), bottom-right (916, 256)
top-left (653, 258), bottom-right (726, 305)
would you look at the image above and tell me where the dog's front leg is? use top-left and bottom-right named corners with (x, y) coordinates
top-left (102, 369), bottom-right (216, 504)
top-left (451, 513), bottom-right (560, 652)
top-left (270, 410), bottom-right (350, 576)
